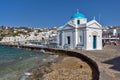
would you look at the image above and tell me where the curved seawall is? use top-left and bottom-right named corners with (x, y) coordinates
top-left (1, 45), bottom-right (100, 80)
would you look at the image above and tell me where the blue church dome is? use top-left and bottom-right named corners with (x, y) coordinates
top-left (71, 12), bottom-right (85, 19)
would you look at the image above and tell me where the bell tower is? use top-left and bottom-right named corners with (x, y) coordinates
top-left (70, 10), bottom-right (87, 28)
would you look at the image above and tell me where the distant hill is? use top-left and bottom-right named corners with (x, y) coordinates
top-left (0, 26), bottom-right (57, 40)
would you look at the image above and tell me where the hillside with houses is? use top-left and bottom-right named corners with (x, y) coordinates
top-left (0, 26), bottom-right (57, 46)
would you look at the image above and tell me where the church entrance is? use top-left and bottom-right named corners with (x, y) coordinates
top-left (93, 35), bottom-right (97, 49)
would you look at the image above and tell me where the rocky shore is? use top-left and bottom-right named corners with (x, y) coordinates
top-left (28, 54), bottom-right (92, 80)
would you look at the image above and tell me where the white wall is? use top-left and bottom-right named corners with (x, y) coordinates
top-left (63, 30), bottom-right (75, 49)
top-left (77, 29), bottom-right (85, 45)
top-left (86, 28), bottom-right (102, 50)
top-left (72, 18), bottom-right (87, 27)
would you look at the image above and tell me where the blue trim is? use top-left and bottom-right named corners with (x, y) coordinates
top-left (93, 36), bottom-right (97, 49)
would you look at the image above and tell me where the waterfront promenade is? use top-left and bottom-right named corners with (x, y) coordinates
top-left (73, 45), bottom-right (120, 80)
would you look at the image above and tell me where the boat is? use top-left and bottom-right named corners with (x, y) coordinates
top-left (24, 72), bottom-right (32, 76)
top-left (40, 49), bottom-right (45, 53)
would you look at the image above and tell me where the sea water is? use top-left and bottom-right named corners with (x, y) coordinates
top-left (0, 46), bottom-right (48, 80)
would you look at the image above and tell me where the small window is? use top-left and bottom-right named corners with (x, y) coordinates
top-left (77, 20), bottom-right (80, 24)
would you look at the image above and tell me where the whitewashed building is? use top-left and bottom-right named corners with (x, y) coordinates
top-left (57, 11), bottom-right (102, 50)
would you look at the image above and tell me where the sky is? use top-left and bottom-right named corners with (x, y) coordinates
top-left (0, 0), bottom-right (120, 28)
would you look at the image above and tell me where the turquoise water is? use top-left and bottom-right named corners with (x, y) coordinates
top-left (0, 46), bottom-right (48, 80)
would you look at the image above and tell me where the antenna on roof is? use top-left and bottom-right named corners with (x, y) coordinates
top-left (93, 16), bottom-right (96, 20)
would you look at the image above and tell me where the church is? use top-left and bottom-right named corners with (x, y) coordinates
top-left (57, 11), bottom-right (102, 50)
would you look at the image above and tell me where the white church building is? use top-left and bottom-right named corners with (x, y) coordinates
top-left (57, 11), bottom-right (102, 50)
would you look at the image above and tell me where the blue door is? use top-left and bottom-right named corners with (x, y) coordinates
top-left (93, 36), bottom-right (97, 49)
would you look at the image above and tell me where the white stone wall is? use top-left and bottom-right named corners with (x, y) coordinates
top-left (86, 28), bottom-right (102, 50)
top-left (63, 30), bottom-right (75, 49)
top-left (57, 30), bottom-right (63, 47)
top-left (77, 29), bottom-right (85, 45)
top-left (72, 18), bottom-right (87, 27)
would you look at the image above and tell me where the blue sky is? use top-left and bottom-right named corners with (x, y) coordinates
top-left (0, 0), bottom-right (120, 27)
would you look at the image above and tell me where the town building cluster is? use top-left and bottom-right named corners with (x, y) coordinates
top-left (102, 26), bottom-right (120, 45)
top-left (1, 27), bottom-right (57, 45)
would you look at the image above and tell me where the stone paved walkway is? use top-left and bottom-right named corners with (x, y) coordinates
top-left (72, 45), bottom-right (120, 80)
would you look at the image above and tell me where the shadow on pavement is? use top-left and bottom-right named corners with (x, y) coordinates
top-left (102, 56), bottom-right (120, 71)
